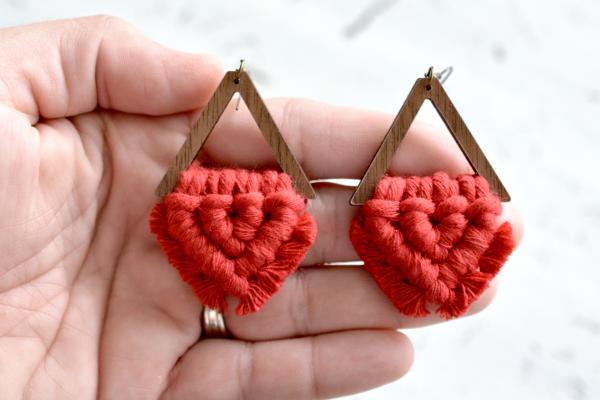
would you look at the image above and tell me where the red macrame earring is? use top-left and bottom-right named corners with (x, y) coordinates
top-left (350, 67), bottom-right (516, 319)
top-left (151, 61), bottom-right (317, 316)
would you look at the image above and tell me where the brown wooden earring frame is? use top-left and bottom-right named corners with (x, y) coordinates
top-left (350, 73), bottom-right (510, 205)
top-left (155, 70), bottom-right (316, 199)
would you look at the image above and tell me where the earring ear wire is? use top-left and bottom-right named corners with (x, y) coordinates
top-left (234, 59), bottom-right (245, 111)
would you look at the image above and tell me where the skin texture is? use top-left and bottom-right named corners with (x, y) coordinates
top-left (0, 16), bottom-right (522, 400)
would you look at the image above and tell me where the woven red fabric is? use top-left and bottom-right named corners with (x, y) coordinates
top-left (350, 172), bottom-right (515, 319)
top-left (150, 163), bottom-right (316, 315)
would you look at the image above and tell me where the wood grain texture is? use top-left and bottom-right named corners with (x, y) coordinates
top-left (351, 76), bottom-right (510, 205)
top-left (155, 70), bottom-right (316, 198)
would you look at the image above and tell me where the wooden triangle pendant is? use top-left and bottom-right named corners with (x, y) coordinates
top-left (351, 68), bottom-right (510, 205)
top-left (155, 66), bottom-right (316, 199)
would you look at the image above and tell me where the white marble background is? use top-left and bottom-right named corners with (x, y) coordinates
top-left (1, 0), bottom-right (599, 399)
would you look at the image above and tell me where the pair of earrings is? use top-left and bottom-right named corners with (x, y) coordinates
top-left (150, 62), bottom-right (516, 319)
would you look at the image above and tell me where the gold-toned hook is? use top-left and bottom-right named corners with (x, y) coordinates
top-left (425, 66), bottom-right (434, 82)
top-left (424, 65), bottom-right (454, 89)
top-left (236, 59), bottom-right (245, 79)
top-left (235, 59), bottom-right (245, 111)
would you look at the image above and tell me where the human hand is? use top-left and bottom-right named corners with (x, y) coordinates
top-left (0, 16), bottom-right (522, 399)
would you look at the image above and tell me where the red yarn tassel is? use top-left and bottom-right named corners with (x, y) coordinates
top-left (150, 163), bottom-right (317, 315)
top-left (350, 172), bottom-right (515, 319)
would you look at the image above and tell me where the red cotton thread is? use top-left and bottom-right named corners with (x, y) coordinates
top-left (350, 172), bottom-right (516, 319)
top-left (150, 163), bottom-right (317, 316)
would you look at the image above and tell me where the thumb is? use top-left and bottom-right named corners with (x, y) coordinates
top-left (0, 15), bottom-right (223, 122)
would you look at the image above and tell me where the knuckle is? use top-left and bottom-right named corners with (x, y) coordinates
top-left (81, 15), bottom-right (134, 37)
top-left (90, 14), bottom-right (128, 29)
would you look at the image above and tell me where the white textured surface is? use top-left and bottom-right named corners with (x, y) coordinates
top-left (1, 0), bottom-right (599, 399)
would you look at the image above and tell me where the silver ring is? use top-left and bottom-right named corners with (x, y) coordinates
top-left (201, 306), bottom-right (228, 338)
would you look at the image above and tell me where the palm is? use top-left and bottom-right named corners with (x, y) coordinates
top-left (0, 17), bottom-right (521, 400)
top-left (0, 106), bottom-right (186, 395)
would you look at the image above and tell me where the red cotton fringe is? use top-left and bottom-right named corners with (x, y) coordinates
top-left (350, 172), bottom-right (516, 319)
top-left (150, 163), bottom-right (317, 316)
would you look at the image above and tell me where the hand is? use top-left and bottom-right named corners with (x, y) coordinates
top-left (0, 16), bottom-right (522, 400)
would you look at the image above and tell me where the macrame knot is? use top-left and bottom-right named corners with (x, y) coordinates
top-left (151, 163), bottom-right (316, 315)
top-left (350, 172), bottom-right (515, 319)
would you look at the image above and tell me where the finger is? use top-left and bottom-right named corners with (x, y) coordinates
top-left (107, 111), bottom-right (523, 264)
top-left (191, 95), bottom-right (524, 262)
top-left (202, 98), bottom-right (474, 179)
top-left (160, 330), bottom-right (413, 400)
top-left (0, 16), bottom-right (222, 121)
top-left (225, 266), bottom-right (498, 341)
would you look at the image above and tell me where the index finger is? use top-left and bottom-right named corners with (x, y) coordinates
top-left (202, 98), bottom-right (473, 180)
top-left (0, 16), bottom-right (222, 122)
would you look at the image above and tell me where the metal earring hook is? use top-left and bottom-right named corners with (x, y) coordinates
top-left (235, 59), bottom-right (245, 111)
top-left (425, 65), bottom-right (454, 85)
top-left (235, 59), bottom-right (245, 79)
top-left (435, 66), bottom-right (453, 84)
top-left (425, 66), bottom-right (434, 82)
